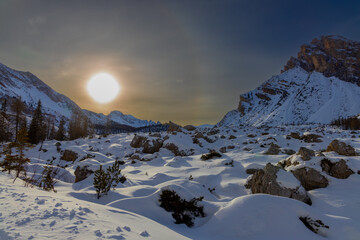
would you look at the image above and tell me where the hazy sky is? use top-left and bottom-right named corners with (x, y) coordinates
top-left (1, 0), bottom-right (360, 125)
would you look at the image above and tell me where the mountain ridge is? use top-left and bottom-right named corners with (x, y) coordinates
top-left (0, 62), bottom-right (158, 129)
top-left (217, 35), bottom-right (360, 127)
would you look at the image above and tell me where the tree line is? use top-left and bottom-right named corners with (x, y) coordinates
top-left (330, 116), bottom-right (360, 130)
top-left (0, 97), bottom-right (93, 144)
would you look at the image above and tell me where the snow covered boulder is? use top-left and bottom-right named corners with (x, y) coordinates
top-left (292, 167), bottom-right (328, 191)
top-left (164, 143), bottom-right (193, 156)
top-left (326, 140), bottom-right (356, 156)
top-left (130, 134), bottom-right (163, 154)
top-left (74, 165), bottom-right (94, 183)
top-left (297, 147), bottom-right (315, 161)
top-left (245, 163), bottom-right (311, 204)
top-left (321, 159), bottom-right (354, 179)
top-left (264, 143), bottom-right (280, 155)
top-left (61, 150), bottom-right (78, 162)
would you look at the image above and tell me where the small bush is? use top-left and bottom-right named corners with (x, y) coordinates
top-left (159, 190), bottom-right (205, 227)
top-left (93, 160), bottom-right (126, 199)
top-left (201, 151), bottom-right (222, 161)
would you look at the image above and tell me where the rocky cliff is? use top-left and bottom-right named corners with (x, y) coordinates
top-left (218, 35), bottom-right (360, 127)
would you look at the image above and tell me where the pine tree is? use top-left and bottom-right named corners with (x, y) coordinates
top-left (55, 117), bottom-right (66, 141)
top-left (0, 99), bottom-right (10, 142)
top-left (28, 100), bottom-right (45, 144)
top-left (13, 126), bottom-right (31, 181)
top-left (107, 160), bottom-right (126, 189)
top-left (40, 161), bottom-right (58, 192)
top-left (11, 97), bottom-right (25, 142)
top-left (93, 165), bottom-right (111, 199)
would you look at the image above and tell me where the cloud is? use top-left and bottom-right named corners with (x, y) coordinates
top-left (27, 15), bottom-right (46, 34)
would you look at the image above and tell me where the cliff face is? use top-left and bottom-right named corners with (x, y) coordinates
top-left (282, 35), bottom-right (360, 84)
top-left (218, 35), bottom-right (360, 127)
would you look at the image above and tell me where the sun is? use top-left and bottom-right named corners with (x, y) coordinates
top-left (87, 73), bottom-right (120, 103)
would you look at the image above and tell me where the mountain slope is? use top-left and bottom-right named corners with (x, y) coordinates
top-left (0, 63), bottom-right (156, 128)
top-left (218, 35), bottom-right (360, 127)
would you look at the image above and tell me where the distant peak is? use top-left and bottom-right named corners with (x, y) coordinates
top-left (282, 35), bottom-right (360, 84)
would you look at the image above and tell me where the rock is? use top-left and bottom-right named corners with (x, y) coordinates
top-left (264, 143), bottom-right (281, 155)
top-left (245, 163), bottom-right (311, 204)
top-left (297, 147), bottom-right (315, 161)
top-left (130, 135), bottom-right (148, 148)
top-left (61, 150), bottom-right (78, 162)
top-left (245, 168), bottom-right (259, 174)
top-left (194, 132), bottom-right (205, 139)
top-left (207, 129), bottom-right (219, 136)
top-left (229, 135), bottom-right (237, 140)
top-left (183, 125), bottom-right (196, 131)
top-left (288, 132), bottom-right (301, 139)
top-left (283, 35), bottom-right (360, 84)
top-left (219, 147), bottom-right (227, 153)
top-left (321, 159), bottom-right (354, 179)
top-left (303, 134), bottom-right (322, 143)
top-left (149, 133), bottom-right (161, 138)
top-left (164, 143), bottom-right (193, 156)
top-left (247, 134), bottom-right (256, 138)
top-left (282, 149), bottom-right (296, 155)
top-left (167, 121), bottom-right (182, 133)
top-left (292, 167), bottom-right (328, 191)
top-left (326, 140), bottom-right (356, 156)
top-left (74, 165), bottom-right (94, 183)
top-left (130, 135), bottom-right (163, 154)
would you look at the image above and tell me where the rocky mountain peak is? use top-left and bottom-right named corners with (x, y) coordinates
top-left (282, 35), bottom-right (360, 84)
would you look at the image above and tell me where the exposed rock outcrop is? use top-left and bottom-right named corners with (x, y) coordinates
top-left (130, 134), bottom-right (163, 154)
top-left (61, 150), bottom-right (78, 162)
top-left (321, 159), bottom-right (354, 179)
top-left (283, 35), bottom-right (360, 84)
top-left (326, 140), bottom-right (356, 156)
top-left (297, 147), bottom-right (315, 161)
top-left (264, 143), bottom-right (281, 155)
top-left (292, 167), bottom-right (328, 191)
top-left (74, 165), bottom-right (94, 183)
top-left (245, 163), bottom-right (311, 204)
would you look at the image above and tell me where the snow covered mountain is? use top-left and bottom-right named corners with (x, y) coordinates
top-left (217, 35), bottom-right (360, 127)
top-left (0, 62), bottom-right (157, 128)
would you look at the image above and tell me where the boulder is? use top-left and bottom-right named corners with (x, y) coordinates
top-left (164, 143), bottom-right (193, 156)
top-left (321, 159), bottom-right (354, 179)
top-left (282, 149), bottom-right (296, 155)
top-left (183, 125), bottom-right (196, 131)
top-left (61, 150), bottom-right (78, 162)
top-left (130, 135), bottom-right (163, 154)
top-left (264, 143), bottom-right (280, 155)
top-left (326, 140), bottom-right (356, 156)
top-left (229, 135), bottom-right (237, 140)
top-left (74, 165), bottom-right (93, 183)
top-left (194, 132), bottom-right (205, 139)
top-left (167, 121), bottom-right (182, 133)
top-left (292, 167), bottom-right (328, 191)
top-left (130, 135), bottom-right (148, 148)
top-left (143, 139), bottom-right (163, 154)
top-left (297, 147), bottom-right (315, 161)
top-left (303, 134), bottom-right (322, 143)
top-left (245, 163), bottom-right (311, 204)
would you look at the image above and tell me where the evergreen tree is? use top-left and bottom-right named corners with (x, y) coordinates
top-left (28, 100), bottom-right (45, 144)
top-left (93, 165), bottom-right (111, 199)
top-left (13, 126), bottom-right (31, 181)
top-left (55, 117), bottom-right (66, 141)
top-left (40, 161), bottom-right (58, 192)
top-left (107, 160), bottom-right (126, 189)
top-left (0, 99), bottom-right (10, 142)
top-left (11, 97), bottom-right (25, 142)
